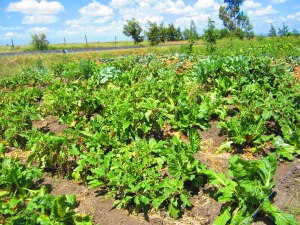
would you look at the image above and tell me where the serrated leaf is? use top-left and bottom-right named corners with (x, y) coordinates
top-left (179, 193), bottom-right (192, 207)
top-left (168, 202), bottom-right (180, 219)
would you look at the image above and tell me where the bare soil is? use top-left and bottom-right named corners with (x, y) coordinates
top-left (32, 116), bottom-right (68, 135)
top-left (196, 121), bottom-right (230, 173)
top-left (294, 66), bottom-right (300, 80)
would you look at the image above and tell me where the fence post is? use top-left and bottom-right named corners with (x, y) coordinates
top-left (11, 38), bottom-right (14, 50)
top-left (85, 35), bottom-right (88, 45)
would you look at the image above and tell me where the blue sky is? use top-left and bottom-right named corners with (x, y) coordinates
top-left (0, 0), bottom-right (299, 45)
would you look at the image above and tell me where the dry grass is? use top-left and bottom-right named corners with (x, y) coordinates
top-left (0, 45), bottom-right (181, 79)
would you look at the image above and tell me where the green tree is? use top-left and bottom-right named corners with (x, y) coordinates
top-left (146, 21), bottom-right (161, 46)
top-left (166, 23), bottom-right (178, 41)
top-left (292, 29), bottom-right (299, 37)
top-left (219, 28), bottom-right (230, 38)
top-left (219, 0), bottom-right (247, 32)
top-left (31, 33), bottom-right (49, 50)
top-left (175, 27), bottom-right (183, 40)
top-left (123, 18), bottom-right (144, 45)
top-left (203, 17), bottom-right (218, 53)
top-left (183, 28), bottom-right (191, 40)
top-left (278, 23), bottom-right (289, 37)
top-left (158, 22), bottom-right (167, 43)
top-left (183, 20), bottom-right (199, 41)
top-left (189, 20), bottom-right (199, 40)
top-left (242, 17), bottom-right (254, 39)
top-left (268, 23), bottom-right (276, 37)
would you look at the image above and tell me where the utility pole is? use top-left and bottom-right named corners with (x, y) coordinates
top-left (115, 36), bottom-right (117, 46)
top-left (11, 38), bottom-right (14, 50)
top-left (64, 37), bottom-right (66, 46)
top-left (85, 35), bottom-right (88, 45)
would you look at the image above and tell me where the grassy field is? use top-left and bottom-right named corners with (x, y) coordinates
top-left (0, 40), bottom-right (189, 53)
top-left (0, 37), bottom-right (299, 79)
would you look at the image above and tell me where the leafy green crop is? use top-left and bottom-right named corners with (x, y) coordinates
top-left (0, 42), bottom-right (300, 222)
top-left (205, 154), bottom-right (298, 225)
top-left (0, 156), bottom-right (92, 224)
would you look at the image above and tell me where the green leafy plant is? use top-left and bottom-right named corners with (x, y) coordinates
top-left (205, 154), bottom-right (298, 224)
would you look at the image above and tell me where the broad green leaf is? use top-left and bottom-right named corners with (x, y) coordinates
top-left (123, 121), bottom-right (131, 130)
top-left (216, 141), bottom-right (233, 154)
top-left (204, 168), bottom-right (233, 187)
top-left (257, 154), bottom-right (276, 188)
top-left (140, 195), bottom-right (150, 206)
top-left (212, 205), bottom-right (231, 225)
top-left (263, 200), bottom-right (298, 225)
top-left (179, 193), bottom-right (192, 207)
top-left (273, 136), bottom-right (296, 160)
top-left (168, 202), bottom-right (180, 219)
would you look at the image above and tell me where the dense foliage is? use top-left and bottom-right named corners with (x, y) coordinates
top-left (0, 40), bottom-right (299, 224)
top-left (31, 33), bottom-right (49, 51)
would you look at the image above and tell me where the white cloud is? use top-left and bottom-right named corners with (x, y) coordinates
top-left (154, 0), bottom-right (193, 15)
top-left (194, 0), bottom-right (220, 10)
top-left (23, 15), bottom-right (58, 24)
top-left (79, 0), bottom-right (113, 17)
top-left (264, 18), bottom-right (273, 24)
top-left (272, 0), bottom-right (288, 4)
top-left (255, 5), bottom-right (278, 16)
top-left (0, 26), bottom-right (21, 31)
top-left (28, 26), bottom-right (49, 33)
top-left (65, 1), bottom-right (114, 29)
top-left (95, 16), bottom-right (113, 24)
top-left (175, 14), bottom-right (211, 28)
top-left (119, 7), bottom-right (164, 25)
top-left (244, 0), bottom-right (262, 9)
top-left (5, 32), bottom-right (16, 38)
top-left (110, 0), bottom-right (132, 8)
top-left (287, 15), bottom-right (295, 19)
top-left (65, 17), bottom-right (90, 27)
top-left (6, 0), bottom-right (64, 15)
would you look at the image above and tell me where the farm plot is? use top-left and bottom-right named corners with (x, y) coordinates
top-left (0, 43), bottom-right (300, 224)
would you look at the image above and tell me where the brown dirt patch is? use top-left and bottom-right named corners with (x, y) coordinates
top-left (196, 121), bottom-right (229, 173)
top-left (273, 160), bottom-right (300, 221)
top-left (294, 66), bottom-right (300, 80)
top-left (162, 122), bottom-right (190, 144)
top-left (32, 116), bottom-right (68, 135)
top-left (165, 59), bottom-right (178, 66)
top-left (42, 174), bottom-right (222, 225)
top-left (253, 160), bottom-right (300, 224)
top-left (3, 147), bottom-right (31, 164)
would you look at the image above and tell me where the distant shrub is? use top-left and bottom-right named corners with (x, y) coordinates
top-left (31, 33), bottom-right (49, 50)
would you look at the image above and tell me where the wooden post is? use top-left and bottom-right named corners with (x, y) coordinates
top-left (64, 37), bottom-right (66, 46)
top-left (85, 35), bottom-right (88, 45)
top-left (11, 38), bottom-right (14, 50)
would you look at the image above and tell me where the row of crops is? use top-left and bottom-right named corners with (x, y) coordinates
top-left (0, 42), bottom-right (300, 224)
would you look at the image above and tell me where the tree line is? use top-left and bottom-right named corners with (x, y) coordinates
top-left (269, 23), bottom-right (299, 37)
top-left (22, 0), bottom-right (299, 51)
top-left (123, 0), bottom-right (298, 48)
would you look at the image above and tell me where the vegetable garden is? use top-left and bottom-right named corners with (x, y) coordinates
top-left (0, 40), bottom-right (300, 224)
